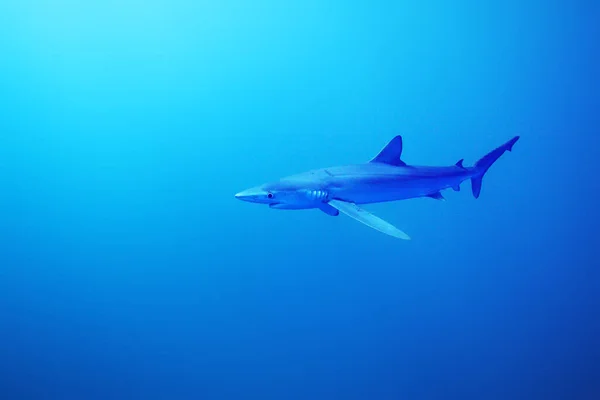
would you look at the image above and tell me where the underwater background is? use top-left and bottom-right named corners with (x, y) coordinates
top-left (0, 1), bottom-right (598, 399)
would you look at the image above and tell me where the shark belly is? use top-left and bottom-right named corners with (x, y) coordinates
top-left (328, 170), bottom-right (471, 205)
top-left (332, 183), bottom-right (432, 204)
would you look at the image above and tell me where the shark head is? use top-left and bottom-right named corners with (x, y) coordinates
top-left (235, 180), bottom-right (327, 209)
top-left (234, 185), bottom-right (276, 205)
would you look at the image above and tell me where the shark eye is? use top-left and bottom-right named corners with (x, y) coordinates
top-left (267, 193), bottom-right (273, 199)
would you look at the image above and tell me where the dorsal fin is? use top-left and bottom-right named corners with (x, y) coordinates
top-left (370, 135), bottom-right (406, 166)
top-left (455, 159), bottom-right (465, 169)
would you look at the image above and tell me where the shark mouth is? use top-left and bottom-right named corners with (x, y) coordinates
top-left (269, 203), bottom-right (312, 210)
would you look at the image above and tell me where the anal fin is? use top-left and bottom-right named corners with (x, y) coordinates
top-left (328, 199), bottom-right (410, 240)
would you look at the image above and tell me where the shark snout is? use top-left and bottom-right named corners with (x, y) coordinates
top-left (234, 187), bottom-right (271, 204)
top-left (234, 190), bottom-right (253, 202)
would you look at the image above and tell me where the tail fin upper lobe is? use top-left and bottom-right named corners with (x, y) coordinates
top-left (471, 136), bottom-right (520, 198)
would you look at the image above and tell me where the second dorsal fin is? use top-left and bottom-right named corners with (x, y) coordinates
top-left (370, 136), bottom-right (407, 166)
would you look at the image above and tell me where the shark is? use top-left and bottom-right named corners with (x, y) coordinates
top-left (235, 135), bottom-right (520, 240)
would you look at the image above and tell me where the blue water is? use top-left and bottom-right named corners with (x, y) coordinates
top-left (1, 1), bottom-right (598, 399)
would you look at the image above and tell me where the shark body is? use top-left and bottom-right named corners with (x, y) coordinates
top-left (235, 135), bottom-right (520, 239)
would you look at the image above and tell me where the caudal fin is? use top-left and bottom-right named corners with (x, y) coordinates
top-left (471, 136), bottom-right (520, 198)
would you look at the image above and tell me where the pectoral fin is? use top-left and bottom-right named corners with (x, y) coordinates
top-left (328, 200), bottom-right (411, 240)
top-left (319, 203), bottom-right (340, 216)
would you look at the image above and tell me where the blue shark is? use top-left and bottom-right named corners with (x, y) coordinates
top-left (235, 135), bottom-right (520, 240)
